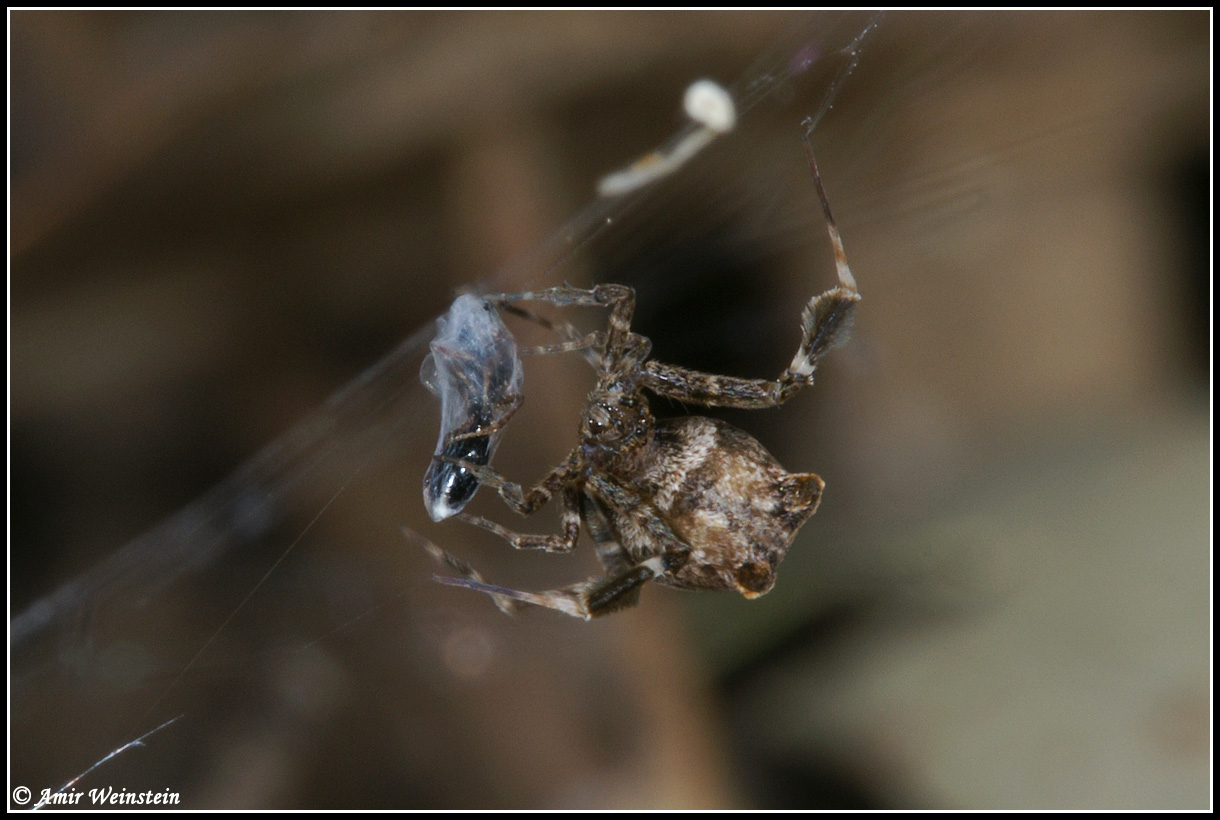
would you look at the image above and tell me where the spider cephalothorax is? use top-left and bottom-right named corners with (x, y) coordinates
top-left (426, 134), bottom-right (859, 619)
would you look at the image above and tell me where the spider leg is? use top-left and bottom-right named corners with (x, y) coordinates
top-left (641, 138), bottom-right (859, 410)
top-left (455, 486), bottom-right (582, 553)
top-left (495, 301), bottom-right (604, 366)
top-left (432, 554), bottom-right (670, 620)
top-left (641, 286), bottom-right (857, 409)
top-left (584, 473), bottom-right (693, 566)
top-left (802, 126), bottom-right (857, 294)
top-left (487, 284), bottom-right (636, 367)
top-left (581, 493), bottom-right (633, 576)
top-left (519, 333), bottom-right (603, 358)
top-left (433, 478), bottom-right (693, 619)
top-left (411, 527), bottom-right (521, 615)
top-left (496, 300), bottom-right (585, 341)
top-left (487, 283), bottom-right (633, 312)
top-left (437, 450), bottom-right (580, 516)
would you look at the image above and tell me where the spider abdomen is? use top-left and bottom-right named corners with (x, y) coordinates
top-left (621, 416), bottom-right (824, 597)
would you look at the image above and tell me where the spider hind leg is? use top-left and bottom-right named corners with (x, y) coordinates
top-left (415, 533), bottom-right (521, 615)
top-left (431, 557), bottom-right (668, 620)
top-left (453, 485), bottom-right (583, 553)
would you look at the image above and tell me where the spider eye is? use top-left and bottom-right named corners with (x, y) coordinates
top-left (586, 403), bottom-right (623, 440)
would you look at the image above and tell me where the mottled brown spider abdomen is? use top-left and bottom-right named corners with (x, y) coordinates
top-left (631, 417), bottom-right (823, 598)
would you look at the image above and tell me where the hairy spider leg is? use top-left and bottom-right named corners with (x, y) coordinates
top-left (802, 124), bottom-right (857, 294)
top-left (438, 449), bottom-right (581, 517)
top-left (487, 284), bottom-right (637, 370)
top-left (494, 301), bottom-right (604, 363)
top-left (455, 484), bottom-right (583, 553)
top-left (432, 475), bottom-right (692, 619)
top-left (432, 559), bottom-right (662, 620)
top-left (581, 493), bottom-right (632, 575)
top-left (410, 528), bottom-right (521, 615)
top-left (640, 136), bottom-right (860, 410)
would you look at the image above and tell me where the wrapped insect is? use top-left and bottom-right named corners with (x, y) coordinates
top-left (421, 293), bottom-right (524, 522)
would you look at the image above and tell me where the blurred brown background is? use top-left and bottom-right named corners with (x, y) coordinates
top-left (10, 11), bottom-right (1209, 809)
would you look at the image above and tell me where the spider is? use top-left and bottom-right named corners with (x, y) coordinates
top-left (427, 129), bottom-right (860, 619)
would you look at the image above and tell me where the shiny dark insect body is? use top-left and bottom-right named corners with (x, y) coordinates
top-left (428, 133), bottom-right (859, 619)
top-left (421, 293), bottom-right (524, 523)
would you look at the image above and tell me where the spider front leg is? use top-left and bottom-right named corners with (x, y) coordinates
top-left (494, 301), bottom-right (605, 363)
top-left (641, 137), bottom-right (860, 410)
top-left (456, 485), bottom-right (582, 553)
top-left (432, 546), bottom-right (689, 620)
top-left (641, 286), bottom-right (858, 409)
top-left (437, 449), bottom-right (579, 516)
top-left (486, 284), bottom-right (636, 366)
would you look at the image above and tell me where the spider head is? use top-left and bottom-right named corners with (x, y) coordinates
top-left (580, 387), bottom-right (653, 453)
